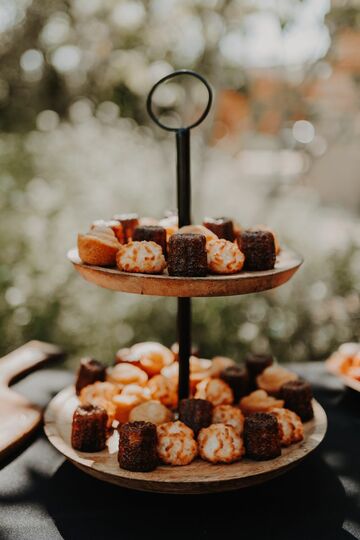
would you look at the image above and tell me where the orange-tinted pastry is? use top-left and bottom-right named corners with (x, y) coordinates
top-left (206, 239), bottom-right (245, 274)
top-left (112, 394), bottom-right (142, 423)
top-left (256, 365), bottom-right (298, 396)
top-left (239, 389), bottom-right (284, 415)
top-left (129, 400), bottom-right (174, 425)
top-left (270, 408), bottom-right (304, 446)
top-left (130, 342), bottom-right (174, 377)
top-left (116, 241), bottom-right (166, 274)
top-left (91, 219), bottom-right (124, 243)
top-left (156, 421), bottom-right (197, 466)
top-left (195, 377), bottom-right (234, 406)
top-left (106, 363), bottom-right (148, 387)
top-left (79, 381), bottom-right (118, 426)
top-left (198, 423), bottom-right (244, 464)
top-left (121, 383), bottom-right (151, 401)
top-left (209, 356), bottom-right (236, 378)
top-left (147, 374), bottom-right (178, 409)
top-left (212, 404), bottom-right (245, 435)
top-left (78, 224), bottom-right (121, 266)
top-left (161, 358), bottom-right (212, 394)
top-left (177, 225), bottom-right (218, 244)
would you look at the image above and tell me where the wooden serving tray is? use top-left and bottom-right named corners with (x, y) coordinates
top-left (44, 386), bottom-right (327, 494)
top-left (68, 248), bottom-right (303, 297)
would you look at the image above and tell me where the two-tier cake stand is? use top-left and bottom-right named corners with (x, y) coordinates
top-left (44, 71), bottom-right (327, 494)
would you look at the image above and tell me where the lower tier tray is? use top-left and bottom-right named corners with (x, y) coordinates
top-left (44, 385), bottom-right (327, 494)
top-left (68, 247), bottom-right (303, 297)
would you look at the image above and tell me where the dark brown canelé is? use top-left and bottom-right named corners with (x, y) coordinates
top-left (220, 365), bottom-right (249, 401)
top-left (75, 357), bottom-right (106, 395)
top-left (133, 225), bottom-right (167, 256)
top-left (245, 353), bottom-right (273, 390)
top-left (118, 421), bottom-right (158, 472)
top-left (244, 412), bottom-right (281, 460)
top-left (112, 213), bottom-right (139, 242)
top-left (179, 398), bottom-right (213, 436)
top-left (281, 380), bottom-right (314, 421)
top-left (203, 217), bottom-right (235, 241)
top-left (167, 233), bottom-right (208, 277)
top-left (71, 405), bottom-right (108, 452)
top-left (237, 230), bottom-right (276, 271)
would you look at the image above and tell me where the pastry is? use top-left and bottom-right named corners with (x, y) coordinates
top-left (106, 363), bottom-right (148, 387)
top-left (195, 377), bottom-right (234, 406)
top-left (171, 341), bottom-right (199, 361)
top-left (115, 347), bottom-right (141, 366)
top-left (129, 400), bottom-right (174, 425)
top-left (209, 356), bottom-right (236, 378)
top-left (220, 364), bottom-right (249, 401)
top-left (281, 380), bottom-right (314, 421)
top-left (198, 423), bottom-right (244, 464)
top-left (212, 404), bottom-right (244, 435)
top-left (130, 342), bottom-right (174, 377)
top-left (245, 353), bottom-right (273, 390)
top-left (239, 389), bottom-right (284, 415)
top-left (161, 357), bottom-right (211, 394)
top-left (256, 365), bottom-right (298, 396)
top-left (116, 241), bottom-right (166, 274)
top-left (112, 394), bottom-right (142, 423)
top-left (206, 239), bottom-right (245, 275)
top-left (249, 225), bottom-right (280, 255)
top-left (79, 381), bottom-right (118, 426)
top-left (133, 225), bottom-right (167, 256)
top-left (167, 233), bottom-right (208, 277)
top-left (71, 405), bottom-right (108, 452)
top-left (270, 408), bottom-right (304, 446)
top-left (91, 219), bottom-right (124, 243)
top-left (244, 412), bottom-right (281, 460)
top-left (202, 217), bottom-right (235, 241)
top-left (237, 230), bottom-right (276, 271)
top-left (156, 421), bottom-right (197, 466)
top-left (159, 214), bottom-right (178, 241)
top-left (75, 357), bottom-right (106, 395)
top-left (177, 225), bottom-right (217, 244)
top-left (112, 213), bottom-right (139, 242)
top-left (118, 421), bottom-right (158, 472)
top-left (121, 383), bottom-right (152, 401)
top-left (147, 374), bottom-right (178, 409)
top-left (78, 224), bottom-right (121, 266)
top-left (178, 398), bottom-right (213, 435)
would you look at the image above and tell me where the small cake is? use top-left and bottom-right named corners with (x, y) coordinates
top-left (167, 233), bottom-right (208, 277)
top-left (281, 380), bottom-right (314, 421)
top-left (220, 364), bottom-right (249, 401)
top-left (112, 213), bottom-right (139, 242)
top-left (198, 423), bottom-right (244, 464)
top-left (270, 408), bottom-right (304, 446)
top-left (239, 390), bottom-right (284, 415)
top-left (91, 219), bottom-right (124, 243)
top-left (203, 217), bottom-right (235, 241)
top-left (156, 421), bottom-right (198, 466)
top-left (209, 356), bottom-right (236, 378)
top-left (206, 239), bottom-right (245, 275)
top-left (71, 405), bottom-right (108, 452)
top-left (195, 377), bottom-right (234, 406)
top-left (245, 353), bottom-right (273, 389)
top-left (212, 404), bottom-right (245, 435)
top-left (79, 381), bottom-right (118, 426)
top-left (129, 400), bottom-right (174, 425)
top-left (78, 224), bottom-right (121, 266)
top-left (177, 225), bottom-right (217, 244)
top-left (147, 374), bottom-right (178, 409)
top-left (133, 226), bottom-right (167, 256)
top-left (112, 394), bottom-right (142, 423)
top-left (116, 241), bottom-right (166, 274)
top-left (106, 363), bottom-right (148, 387)
top-left (256, 365), bottom-right (298, 396)
top-left (75, 357), bottom-right (106, 395)
top-left (130, 342), bottom-right (174, 377)
top-left (237, 230), bottom-right (276, 271)
top-left (178, 398), bottom-right (213, 435)
top-left (244, 412), bottom-right (281, 460)
top-left (250, 225), bottom-right (280, 255)
top-left (118, 421), bottom-right (158, 472)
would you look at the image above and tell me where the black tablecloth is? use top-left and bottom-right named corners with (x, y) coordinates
top-left (0, 363), bottom-right (359, 540)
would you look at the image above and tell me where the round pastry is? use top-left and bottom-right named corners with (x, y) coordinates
top-left (133, 225), bottom-right (167, 256)
top-left (195, 377), bottom-right (234, 406)
top-left (156, 421), bottom-right (198, 466)
top-left (112, 213), bottom-right (139, 242)
top-left (71, 405), bottom-right (108, 452)
top-left (270, 408), bottom-right (304, 446)
top-left (106, 363), bottom-right (148, 387)
top-left (202, 217), bottom-right (235, 242)
top-left (178, 398), bottom-right (213, 435)
top-left (281, 379), bottom-right (314, 421)
top-left (130, 342), bottom-right (174, 377)
top-left (112, 394), bottom-right (142, 423)
top-left (78, 224), bottom-right (121, 266)
top-left (118, 421), bottom-right (158, 472)
top-left (244, 412), bottom-right (281, 460)
top-left (220, 364), bottom-right (249, 401)
top-left (209, 356), bottom-right (236, 378)
top-left (212, 404), bottom-right (245, 435)
top-left (177, 225), bottom-right (218, 244)
top-left (245, 353), bottom-right (273, 389)
top-left (158, 214), bottom-right (178, 241)
top-left (168, 233), bottom-right (208, 277)
top-left (198, 423), bottom-right (244, 464)
top-left (75, 357), bottom-right (106, 396)
top-left (160, 358), bottom-right (211, 394)
top-left (121, 383), bottom-right (151, 401)
top-left (115, 347), bottom-right (141, 366)
top-left (237, 229), bottom-right (276, 271)
top-left (116, 241), bottom-right (166, 274)
top-left (79, 381), bottom-right (118, 426)
top-left (129, 400), bottom-right (174, 425)
top-left (91, 219), bottom-right (124, 243)
top-left (147, 374), bottom-right (178, 409)
top-left (206, 239), bottom-right (245, 275)
top-left (256, 365), bottom-right (298, 396)
top-left (239, 389), bottom-right (284, 415)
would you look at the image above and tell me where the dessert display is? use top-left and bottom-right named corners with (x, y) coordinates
top-left (168, 233), bottom-right (208, 277)
top-left (198, 423), bottom-right (245, 464)
top-left (237, 230), bottom-right (276, 271)
top-left (71, 405), bottom-right (108, 452)
top-left (75, 357), bottom-right (106, 395)
top-left (118, 421), bottom-right (158, 472)
top-left (281, 380), bottom-right (314, 421)
top-left (244, 412), bottom-right (281, 460)
top-left (178, 398), bottom-right (213, 435)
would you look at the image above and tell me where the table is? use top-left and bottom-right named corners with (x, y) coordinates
top-left (0, 363), bottom-right (359, 540)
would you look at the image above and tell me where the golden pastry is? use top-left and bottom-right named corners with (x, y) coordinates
top-left (91, 219), bottom-right (124, 243)
top-left (129, 400), bottom-right (174, 425)
top-left (79, 381), bottom-right (118, 426)
top-left (106, 363), bottom-right (148, 387)
top-left (177, 225), bottom-right (218, 244)
top-left (239, 389), bottom-right (284, 415)
top-left (161, 357), bottom-right (212, 394)
top-left (206, 239), bottom-right (245, 274)
top-left (256, 365), bottom-right (298, 396)
top-left (271, 408), bottom-right (304, 446)
top-left (78, 224), bottom-right (121, 266)
top-left (195, 377), bottom-right (234, 406)
top-left (147, 374), bottom-right (178, 409)
top-left (121, 383), bottom-right (151, 401)
top-left (130, 342), bottom-right (174, 377)
top-left (209, 356), bottom-right (236, 378)
top-left (156, 421), bottom-right (197, 466)
top-left (112, 394), bottom-right (141, 423)
top-left (198, 423), bottom-right (244, 464)
top-left (212, 404), bottom-right (245, 435)
top-left (116, 241), bottom-right (166, 274)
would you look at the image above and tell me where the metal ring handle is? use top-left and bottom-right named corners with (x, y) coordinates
top-left (146, 69), bottom-right (213, 132)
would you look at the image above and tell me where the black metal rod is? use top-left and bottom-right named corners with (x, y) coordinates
top-left (178, 297), bottom-right (191, 401)
top-left (176, 128), bottom-right (191, 228)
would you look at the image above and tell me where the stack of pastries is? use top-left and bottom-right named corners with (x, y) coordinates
top-left (77, 213), bottom-right (280, 277)
top-left (71, 342), bottom-right (314, 472)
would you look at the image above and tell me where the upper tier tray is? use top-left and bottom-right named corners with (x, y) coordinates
top-left (68, 247), bottom-right (303, 297)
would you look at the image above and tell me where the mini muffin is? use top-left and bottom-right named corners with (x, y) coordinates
top-left (212, 404), bottom-right (245, 435)
top-left (207, 239), bottom-right (245, 275)
top-left (156, 421), bottom-right (197, 466)
top-left (79, 381), bottom-right (118, 426)
top-left (237, 230), bottom-right (276, 271)
top-left (148, 374), bottom-right (178, 409)
top-left (159, 214), bottom-right (178, 241)
top-left (203, 217), bottom-right (235, 242)
top-left (106, 363), bottom-right (148, 387)
top-left (178, 398), bottom-right (213, 435)
top-left (256, 365), bottom-right (298, 396)
top-left (177, 225), bottom-right (217, 244)
top-left (91, 219), bottom-right (124, 243)
top-left (244, 412), bottom-right (281, 460)
top-left (78, 224), bottom-right (121, 266)
top-left (239, 390), bottom-right (284, 415)
top-left (129, 400), bottom-right (174, 425)
top-left (118, 421), bottom-right (158, 472)
top-left (71, 405), bottom-right (108, 452)
top-left (133, 226), bottom-right (167, 257)
top-left (281, 379), bottom-right (314, 421)
top-left (171, 342), bottom-right (199, 361)
top-left (112, 213), bottom-right (139, 242)
top-left (210, 356), bottom-right (236, 378)
top-left (198, 423), bottom-right (244, 464)
top-left (220, 364), bottom-right (249, 401)
top-left (245, 353), bottom-right (274, 390)
top-left (168, 233), bottom-right (208, 277)
top-left (270, 408), bottom-right (304, 446)
top-left (116, 241), bottom-right (166, 274)
top-left (195, 377), bottom-right (234, 406)
top-left (75, 357), bottom-right (106, 395)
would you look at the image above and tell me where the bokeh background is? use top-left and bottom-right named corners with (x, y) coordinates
top-left (1, 0), bottom-right (360, 366)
